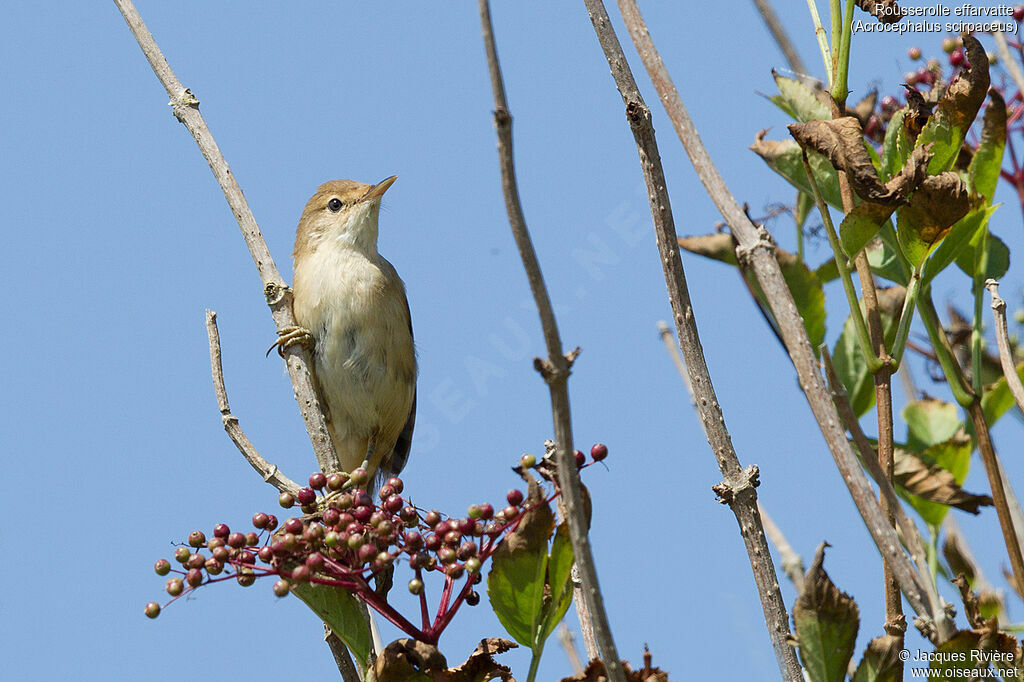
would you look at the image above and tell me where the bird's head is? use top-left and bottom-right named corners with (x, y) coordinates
top-left (294, 176), bottom-right (397, 257)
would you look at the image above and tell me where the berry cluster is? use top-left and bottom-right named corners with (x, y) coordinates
top-left (146, 444), bottom-right (609, 644)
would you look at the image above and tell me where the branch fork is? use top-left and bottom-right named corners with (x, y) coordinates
top-left (712, 465), bottom-right (761, 505)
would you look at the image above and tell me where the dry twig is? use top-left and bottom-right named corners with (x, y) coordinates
top-left (608, 0), bottom-right (943, 636)
top-left (206, 311), bottom-right (301, 495)
top-left (479, 2), bottom-right (623, 678)
top-left (583, 3), bottom-right (801, 679)
top-left (985, 279), bottom-right (1024, 416)
top-left (113, 0), bottom-right (341, 475)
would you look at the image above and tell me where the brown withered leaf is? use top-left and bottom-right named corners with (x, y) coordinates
top-left (851, 634), bottom-right (902, 682)
top-left (903, 85), bottom-right (935, 142)
top-left (446, 638), bottom-right (518, 682)
top-left (943, 532), bottom-right (978, 585)
top-left (676, 232), bottom-right (738, 266)
top-left (374, 639), bottom-right (448, 681)
top-left (559, 649), bottom-right (670, 682)
top-left (936, 34), bottom-right (990, 137)
top-left (897, 172), bottom-right (972, 249)
top-left (788, 117), bottom-right (932, 204)
top-left (850, 90), bottom-right (877, 127)
top-left (792, 543), bottom-right (859, 682)
top-left (856, 0), bottom-right (903, 23)
top-left (893, 438), bottom-right (993, 514)
top-left (953, 574), bottom-right (986, 628)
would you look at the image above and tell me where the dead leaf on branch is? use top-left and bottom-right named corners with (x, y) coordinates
top-left (851, 90), bottom-right (877, 128)
top-left (374, 638), bottom-right (518, 682)
top-left (559, 646), bottom-right (670, 681)
top-left (788, 117), bottom-right (932, 205)
top-left (856, 0), bottom-right (903, 23)
top-left (893, 435), bottom-right (992, 515)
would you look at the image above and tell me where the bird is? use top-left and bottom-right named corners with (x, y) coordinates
top-left (279, 176), bottom-right (417, 488)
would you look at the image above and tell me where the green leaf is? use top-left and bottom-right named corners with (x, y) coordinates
top-left (896, 174), bottom-right (972, 267)
top-left (832, 287), bottom-right (903, 416)
top-left (955, 231), bottom-right (1010, 281)
top-left (922, 205), bottom-right (998, 285)
top-left (916, 35), bottom-right (991, 174)
top-left (840, 202), bottom-right (897, 259)
top-left (967, 90), bottom-right (1006, 202)
top-left (769, 71), bottom-right (832, 122)
top-left (291, 582), bottom-right (372, 667)
top-left (872, 221), bottom-right (912, 285)
top-left (793, 544), bottom-right (859, 682)
top-left (880, 109), bottom-right (910, 182)
top-left (751, 134), bottom-right (844, 209)
top-left (777, 251), bottom-right (826, 357)
top-left (851, 635), bottom-right (902, 682)
top-left (902, 398), bottom-right (961, 451)
top-left (677, 233), bottom-right (738, 265)
top-left (487, 488), bottom-right (555, 648)
top-left (982, 361), bottom-right (1024, 424)
top-left (537, 523), bottom-right (574, 646)
top-left (926, 630), bottom-right (985, 681)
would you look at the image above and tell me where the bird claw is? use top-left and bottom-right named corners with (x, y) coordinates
top-left (267, 325), bottom-right (314, 358)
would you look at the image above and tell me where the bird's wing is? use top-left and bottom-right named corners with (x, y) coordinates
top-left (386, 289), bottom-right (416, 476)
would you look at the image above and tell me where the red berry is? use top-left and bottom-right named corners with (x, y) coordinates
top-left (950, 48), bottom-right (964, 67)
top-left (591, 443), bottom-right (608, 461)
top-left (227, 533), bottom-right (246, 549)
top-left (308, 473), bottom-right (327, 490)
top-left (278, 492), bottom-right (295, 509)
top-left (166, 578), bottom-right (184, 596)
top-left (186, 569), bottom-right (203, 587)
top-left (326, 473), bottom-right (347, 491)
top-left (273, 579), bottom-right (291, 597)
top-left (297, 487), bottom-right (317, 505)
top-left (506, 489), bottom-right (524, 506)
top-left (1015, 5), bottom-right (1024, 21)
top-left (213, 524), bottom-right (230, 539)
top-left (252, 513), bottom-right (269, 529)
top-left (386, 477), bottom-right (404, 494)
top-left (188, 531), bottom-right (206, 547)
top-left (284, 518), bottom-right (304, 535)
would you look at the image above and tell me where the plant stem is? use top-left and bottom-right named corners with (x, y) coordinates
top-left (806, 0), bottom-right (833, 84)
top-left (831, 0), bottom-right (856, 103)
top-left (889, 267), bottom-right (922, 368)
top-left (479, 3), bottom-right (624, 678)
top-left (829, 0), bottom-right (841, 84)
top-left (971, 228), bottom-right (989, 393)
top-left (800, 152), bottom-right (881, 371)
top-left (751, 0), bottom-right (809, 77)
top-left (918, 288), bottom-right (976, 407)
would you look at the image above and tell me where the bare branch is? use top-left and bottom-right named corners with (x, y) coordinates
top-left (478, 2), bottom-right (623, 678)
top-left (993, 32), bottom-right (1024, 100)
top-left (821, 347), bottom-right (951, 639)
top-left (113, 0), bottom-right (341, 474)
top-left (583, 4), bottom-right (801, 679)
top-left (750, 0), bottom-right (809, 78)
top-left (325, 629), bottom-right (362, 682)
top-left (206, 311), bottom-right (302, 495)
top-left (609, 0), bottom-right (945, 636)
top-left (985, 279), bottom-right (1024, 416)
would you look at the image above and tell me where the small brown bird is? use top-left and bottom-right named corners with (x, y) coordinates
top-left (284, 177), bottom-right (416, 485)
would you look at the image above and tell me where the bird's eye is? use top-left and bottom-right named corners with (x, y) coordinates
top-left (327, 198), bottom-right (344, 212)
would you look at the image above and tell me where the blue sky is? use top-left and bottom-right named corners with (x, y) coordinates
top-left (3, 2), bottom-right (1023, 680)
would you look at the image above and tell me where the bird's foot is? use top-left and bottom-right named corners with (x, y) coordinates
top-left (267, 325), bottom-right (313, 358)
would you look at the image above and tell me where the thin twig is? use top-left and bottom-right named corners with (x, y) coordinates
top-left (657, 321), bottom-right (693, 401)
top-left (584, 4), bottom-right (801, 680)
top-left (611, 0), bottom-right (942, 635)
top-left (478, 2), bottom-right (623, 678)
top-left (206, 311), bottom-right (301, 495)
top-left (821, 347), bottom-right (951, 640)
top-left (758, 503), bottom-right (806, 592)
top-left (557, 623), bottom-right (585, 675)
top-left (994, 31), bottom-right (1024, 99)
top-left (985, 279), bottom-right (1024, 416)
top-left (113, 0), bottom-right (341, 475)
top-left (325, 629), bottom-right (362, 682)
top-left (750, 0), bottom-right (809, 78)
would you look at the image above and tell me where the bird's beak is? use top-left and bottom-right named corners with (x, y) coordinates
top-left (362, 175), bottom-right (397, 202)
